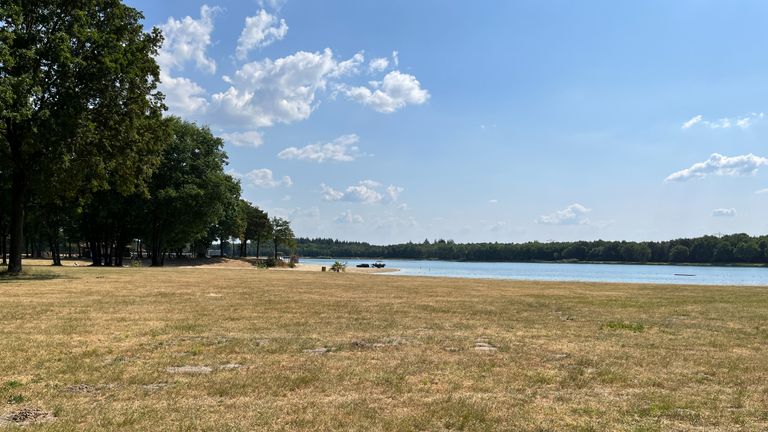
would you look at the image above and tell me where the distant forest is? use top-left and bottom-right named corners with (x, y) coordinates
top-left (296, 233), bottom-right (768, 265)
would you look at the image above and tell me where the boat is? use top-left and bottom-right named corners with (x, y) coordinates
top-left (371, 261), bottom-right (386, 268)
top-left (356, 263), bottom-right (370, 268)
top-left (674, 273), bottom-right (695, 277)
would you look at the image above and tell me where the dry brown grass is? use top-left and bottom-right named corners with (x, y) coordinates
top-left (0, 263), bottom-right (767, 431)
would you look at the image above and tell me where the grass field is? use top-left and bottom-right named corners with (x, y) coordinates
top-left (0, 263), bottom-right (767, 431)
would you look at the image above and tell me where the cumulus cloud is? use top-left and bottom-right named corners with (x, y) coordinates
top-left (154, 9), bottom-right (428, 145)
top-left (321, 180), bottom-right (403, 204)
top-left (682, 113), bottom-right (764, 130)
top-left (155, 6), bottom-right (219, 117)
top-left (236, 10), bottom-right (289, 60)
top-left (385, 185), bottom-right (404, 201)
top-left (278, 134), bottom-right (362, 162)
top-left (536, 204), bottom-right (591, 225)
top-left (340, 71), bottom-right (429, 113)
top-left (230, 168), bottom-right (292, 188)
top-left (159, 75), bottom-right (209, 116)
top-left (220, 131), bottom-right (264, 148)
top-left (210, 49), bottom-right (364, 128)
top-left (665, 153), bottom-right (768, 182)
top-left (712, 208), bottom-right (736, 217)
top-left (392, 51), bottom-right (399, 67)
top-left (157, 5), bottom-right (219, 74)
top-left (368, 57), bottom-right (389, 73)
top-left (334, 210), bottom-right (364, 224)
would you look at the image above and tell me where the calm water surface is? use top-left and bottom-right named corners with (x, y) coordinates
top-left (301, 258), bottom-right (768, 286)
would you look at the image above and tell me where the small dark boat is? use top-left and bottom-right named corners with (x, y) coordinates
top-left (356, 263), bottom-right (370, 268)
top-left (674, 273), bottom-right (695, 277)
top-left (371, 261), bottom-right (386, 268)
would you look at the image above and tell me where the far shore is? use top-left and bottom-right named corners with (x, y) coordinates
top-left (300, 256), bottom-right (768, 268)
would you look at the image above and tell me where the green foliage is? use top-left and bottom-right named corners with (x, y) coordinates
top-left (601, 321), bottom-right (645, 332)
top-left (271, 217), bottom-right (295, 259)
top-left (330, 261), bottom-right (346, 272)
top-left (6, 394), bottom-right (24, 404)
top-left (295, 233), bottom-right (768, 265)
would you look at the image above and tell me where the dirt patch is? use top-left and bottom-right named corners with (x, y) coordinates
top-left (0, 407), bottom-right (55, 426)
top-left (474, 338), bottom-right (498, 352)
top-left (303, 347), bottom-right (330, 354)
top-left (350, 337), bottom-right (408, 349)
top-left (218, 363), bottom-right (242, 370)
top-left (166, 365), bottom-right (212, 374)
top-left (142, 383), bottom-right (171, 391)
top-left (64, 384), bottom-right (96, 394)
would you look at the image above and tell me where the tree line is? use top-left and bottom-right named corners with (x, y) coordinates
top-left (296, 233), bottom-right (768, 265)
top-left (0, 1), bottom-right (293, 273)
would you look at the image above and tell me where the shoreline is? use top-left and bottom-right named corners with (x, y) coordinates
top-left (300, 257), bottom-right (768, 269)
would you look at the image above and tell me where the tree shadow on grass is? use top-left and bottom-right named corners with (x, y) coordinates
top-left (0, 266), bottom-right (63, 283)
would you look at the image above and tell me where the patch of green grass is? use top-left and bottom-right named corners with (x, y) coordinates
top-left (3, 380), bottom-right (23, 389)
top-left (601, 321), bottom-right (645, 332)
top-left (7, 394), bottom-right (24, 404)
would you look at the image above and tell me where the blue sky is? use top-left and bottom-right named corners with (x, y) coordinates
top-left (126, 0), bottom-right (768, 244)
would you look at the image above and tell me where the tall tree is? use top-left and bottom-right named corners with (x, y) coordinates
top-left (0, 1), bottom-right (164, 273)
top-left (143, 118), bottom-right (234, 266)
top-left (239, 201), bottom-right (270, 259)
top-left (270, 217), bottom-right (295, 260)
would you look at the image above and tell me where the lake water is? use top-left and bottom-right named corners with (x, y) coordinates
top-left (300, 258), bottom-right (768, 286)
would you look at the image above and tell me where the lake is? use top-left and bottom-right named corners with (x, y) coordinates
top-left (300, 258), bottom-right (768, 286)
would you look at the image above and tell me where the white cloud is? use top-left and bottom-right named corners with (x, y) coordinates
top-left (681, 115), bottom-right (703, 130)
top-left (157, 5), bottom-right (218, 74)
top-left (159, 75), bottom-right (209, 116)
top-left (156, 6), bottom-right (219, 117)
top-left (209, 48), bottom-right (364, 128)
top-left (236, 10), bottom-right (289, 60)
top-left (385, 185), bottom-right (404, 201)
top-left (220, 131), bottom-right (264, 148)
top-left (231, 168), bottom-right (292, 188)
top-left (334, 210), bottom-right (364, 224)
top-left (258, 0), bottom-right (287, 10)
top-left (755, 188), bottom-right (768, 194)
top-left (488, 199), bottom-right (498, 204)
top-left (681, 113), bottom-right (764, 130)
top-left (536, 204), bottom-right (591, 225)
top-left (665, 153), bottom-right (768, 182)
top-left (368, 57), bottom-right (389, 73)
top-left (392, 51), bottom-right (399, 67)
top-left (712, 208), bottom-right (737, 217)
top-left (321, 181), bottom-right (403, 204)
top-left (341, 70), bottom-right (429, 113)
top-left (278, 134), bottom-right (361, 162)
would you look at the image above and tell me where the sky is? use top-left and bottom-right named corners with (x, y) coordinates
top-left (126, 0), bottom-right (768, 244)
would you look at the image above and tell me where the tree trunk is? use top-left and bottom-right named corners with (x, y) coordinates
top-left (7, 167), bottom-right (25, 274)
top-left (2, 234), bottom-right (7, 265)
top-left (274, 239), bottom-right (279, 260)
top-left (256, 238), bottom-right (261, 262)
top-left (220, 239), bottom-right (225, 257)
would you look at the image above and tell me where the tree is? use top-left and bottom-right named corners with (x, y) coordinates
top-left (213, 196), bottom-right (245, 257)
top-left (734, 241), bottom-right (760, 263)
top-left (669, 245), bottom-right (690, 263)
top-left (270, 217), bottom-right (295, 260)
top-left (240, 202), bottom-right (270, 259)
top-left (0, 1), bottom-right (164, 273)
top-left (143, 118), bottom-right (234, 266)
